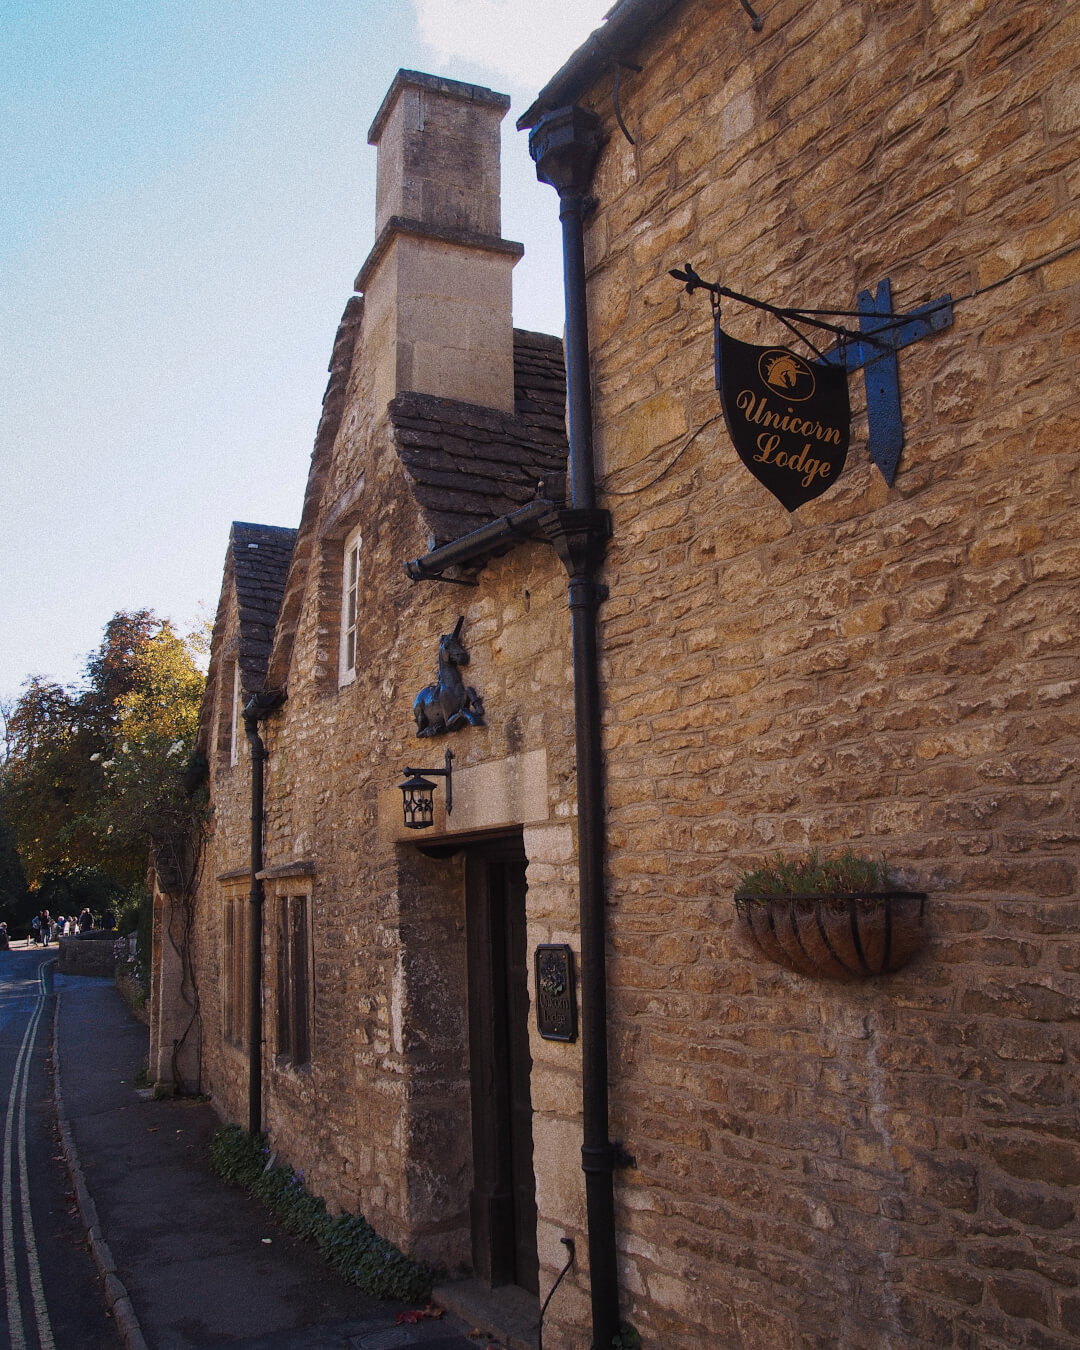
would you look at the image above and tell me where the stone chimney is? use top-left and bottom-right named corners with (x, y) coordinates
top-left (356, 70), bottom-right (523, 415)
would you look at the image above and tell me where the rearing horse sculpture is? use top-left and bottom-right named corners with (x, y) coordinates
top-left (413, 617), bottom-right (485, 737)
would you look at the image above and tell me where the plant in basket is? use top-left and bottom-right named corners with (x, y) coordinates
top-left (734, 848), bottom-right (925, 981)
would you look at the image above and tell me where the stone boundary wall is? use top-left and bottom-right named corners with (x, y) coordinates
top-left (57, 934), bottom-right (120, 978)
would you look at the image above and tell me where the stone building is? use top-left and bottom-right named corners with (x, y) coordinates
top-left (154, 4), bottom-right (1080, 1347)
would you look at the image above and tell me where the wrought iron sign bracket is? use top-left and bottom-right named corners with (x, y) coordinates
top-left (821, 278), bottom-right (953, 485)
top-left (671, 265), bottom-right (954, 490)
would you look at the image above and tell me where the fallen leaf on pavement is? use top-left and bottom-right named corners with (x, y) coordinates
top-left (395, 1305), bottom-right (445, 1325)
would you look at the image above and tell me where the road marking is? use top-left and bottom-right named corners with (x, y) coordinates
top-left (2, 959), bottom-right (57, 1350)
top-left (3, 984), bottom-right (32, 1350)
top-left (19, 973), bottom-right (56, 1350)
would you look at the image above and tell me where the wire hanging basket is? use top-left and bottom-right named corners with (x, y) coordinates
top-left (734, 889), bottom-right (927, 980)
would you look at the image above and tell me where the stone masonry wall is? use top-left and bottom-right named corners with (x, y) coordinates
top-left (559, 1), bottom-right (1080, 1346)
top-left (252, 349), bottom-right (582, 1268)
top-left (191, 587), bottom-right (255, 1120)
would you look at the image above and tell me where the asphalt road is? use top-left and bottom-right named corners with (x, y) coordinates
top-left (0, 942), bottom-right (122, 1350)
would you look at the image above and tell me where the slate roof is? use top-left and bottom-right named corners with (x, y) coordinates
top-left (230, 523), bottom-right (297, 695)
top-left (390, 328), bottom-right (568, 546)
top-left (196, 521), bottom-right (297, 760)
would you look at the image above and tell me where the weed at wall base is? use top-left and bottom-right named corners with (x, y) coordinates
top-left (209, 1124), bottom-right (432, 1303)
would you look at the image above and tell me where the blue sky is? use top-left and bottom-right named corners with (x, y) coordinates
top-left (1, 0), bottom-right (611, 706)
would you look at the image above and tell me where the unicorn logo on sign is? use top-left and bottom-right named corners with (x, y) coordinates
top-left (759, 349), bottom-right (816, 401)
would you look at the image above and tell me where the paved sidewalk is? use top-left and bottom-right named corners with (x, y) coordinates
top-left (53, 975), bottom-right (483, 1350)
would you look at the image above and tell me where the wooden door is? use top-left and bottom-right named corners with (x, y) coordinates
top-left (466, 836), bottom-right (539, 1295)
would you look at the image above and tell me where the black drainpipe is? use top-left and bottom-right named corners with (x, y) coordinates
top-left (529, 105), bottom-right (620, 1350)
top-left (244, 689), bottom-right (286, 1137)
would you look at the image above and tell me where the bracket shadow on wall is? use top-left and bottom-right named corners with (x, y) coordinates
top-left (670, 266), bottom-right (954, 508)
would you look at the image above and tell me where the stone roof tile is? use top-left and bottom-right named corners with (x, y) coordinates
top-left (230, 522), bottom-right (297, 695)
top-left (390, 328), bottom-right (568, 545)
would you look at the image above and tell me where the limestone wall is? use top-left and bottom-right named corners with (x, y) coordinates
top-left (218, 276), bottom-right (580, 1257)
top-left (557, 1), bottom-right (1080, 1345)
top-left (56, 934), bottom-right (118, 977)
top-left (188, 582), bottom-right (256, 1115)
top-left (172, 12), bottom-right (1080, 1345)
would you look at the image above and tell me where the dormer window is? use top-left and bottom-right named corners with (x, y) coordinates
top-left (339, 526), bottom-right (362, 685)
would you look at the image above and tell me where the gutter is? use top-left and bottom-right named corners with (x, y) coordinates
top-left (516, 0), bottom-right (683, 130)
top-left (243, 688), bottom-right (286, 1138)
top-left (405, 498), bottom-right (558, 581)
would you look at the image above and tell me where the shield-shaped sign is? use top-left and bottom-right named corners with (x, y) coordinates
top-left (716, 329), bottom-right (850, 511)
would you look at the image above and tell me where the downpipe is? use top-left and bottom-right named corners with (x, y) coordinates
top-left (244, 690), bottom-right (286, 1138)
top-left (529, 105), bottom-right (621, 1350)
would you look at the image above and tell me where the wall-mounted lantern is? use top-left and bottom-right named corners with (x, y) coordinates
top-left (398, 749), bottom-right (453, 830)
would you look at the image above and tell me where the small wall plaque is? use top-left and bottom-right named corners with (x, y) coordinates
top-left (535, 944), bottom-right (577, 1042)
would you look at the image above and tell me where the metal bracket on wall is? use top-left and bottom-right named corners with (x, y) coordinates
top-left (821, 278), bottom-right (953, 486)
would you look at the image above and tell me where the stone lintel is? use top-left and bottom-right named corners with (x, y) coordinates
top-left (217, 867), bottom-right (252, 884)
top-left (319, 475), bottom-right (367, 542)
top-left (378, 749), bottom-right (549, 844)
top-left (256, 860), bottom-right (318, 882)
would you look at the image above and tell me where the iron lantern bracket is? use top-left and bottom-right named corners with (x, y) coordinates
top-left (399, 749), bottom-right (454, 829)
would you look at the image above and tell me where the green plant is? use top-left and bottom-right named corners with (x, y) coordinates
top-left (613, 1325), bottom-right (642, 1349)
top-left (209, 1123), bottom-right (267, 1189)
top-left (317, 1212), bottom-right (432, 1303)
top-left (736, 847), bottom-right (891, 898)
top-left (209, 1125), bottom-right (432, 1303)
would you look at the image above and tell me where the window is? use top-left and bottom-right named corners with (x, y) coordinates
top-left (339, 527), bottom-right (362, 685)
top-left (223, 894), bottom-right (248, 1048)
top-left (276, 894), bottom-right (312, 1067)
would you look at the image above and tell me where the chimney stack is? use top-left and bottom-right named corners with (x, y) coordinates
top-left (357, 70), bottom-right (522, 414)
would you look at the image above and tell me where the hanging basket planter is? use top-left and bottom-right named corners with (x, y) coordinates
top-left (734, 889), bottom-right (926, 980)
top-left (733, 850), bottom-right (926, 980)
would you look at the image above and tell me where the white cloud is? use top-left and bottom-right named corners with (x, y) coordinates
top-left (414, 0), bottom-right (613, 89)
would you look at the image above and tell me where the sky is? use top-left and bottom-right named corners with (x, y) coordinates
top-left (0, 0), bottom-right (614, 707)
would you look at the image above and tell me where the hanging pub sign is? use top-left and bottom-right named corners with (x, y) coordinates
top-left (672, 264), bottom-right (954, 502)
top-left (716, 328), bottom-right (850, 512)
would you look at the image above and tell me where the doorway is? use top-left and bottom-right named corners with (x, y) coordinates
top-left (465, 835), bottom-right (538, 1295)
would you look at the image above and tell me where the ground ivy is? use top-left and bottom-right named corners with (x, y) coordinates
top-left (209, 1124), bottom-right (432, 1303)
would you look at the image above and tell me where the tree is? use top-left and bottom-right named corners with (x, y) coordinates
top-left (4, 611), bottom-right (207, 894)
top-left (3, 676), bottom-right (94, 883)
top-left (96, 621), bottom-right (208, 858)
top-left (0, 778), bottom-right (29, 927)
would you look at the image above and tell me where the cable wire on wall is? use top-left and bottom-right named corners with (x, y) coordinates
top-left (599, 238), bottom-right (1080, 500)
